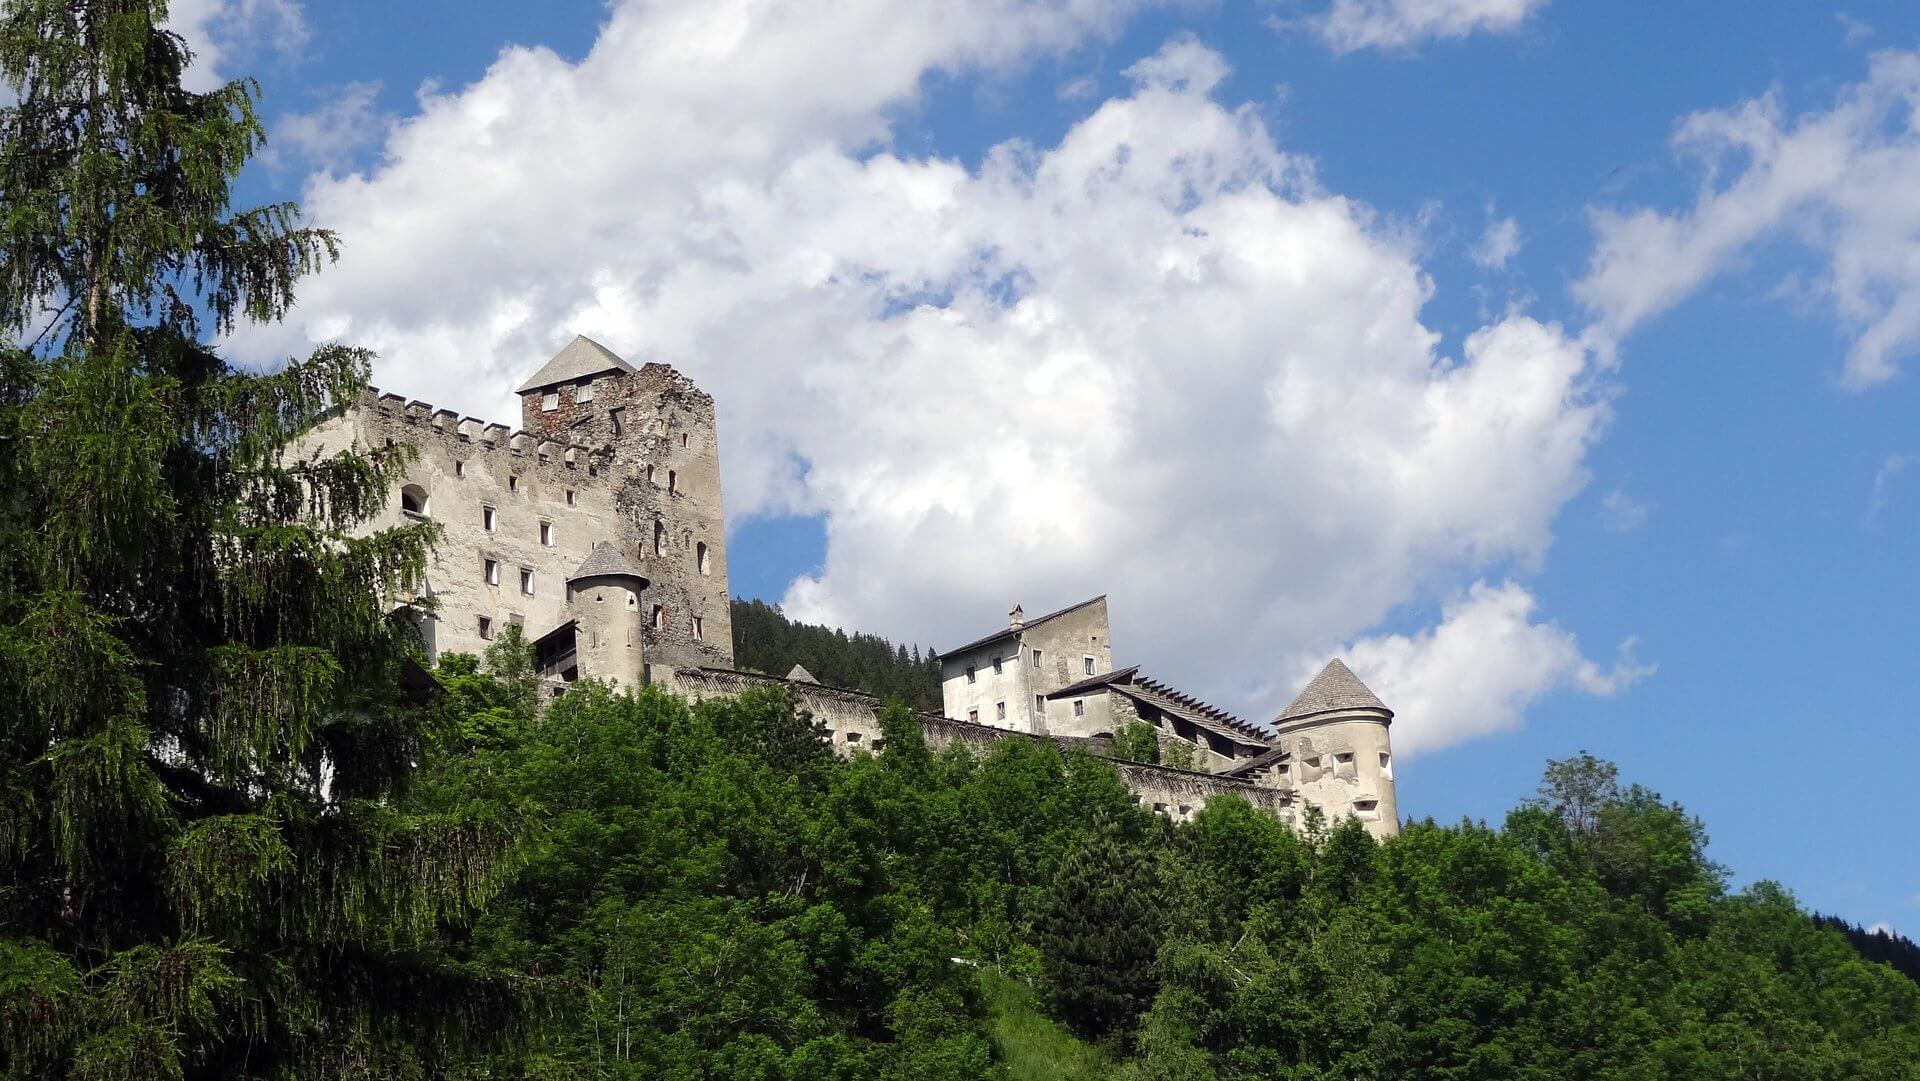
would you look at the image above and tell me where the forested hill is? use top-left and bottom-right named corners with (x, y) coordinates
top-left (730, 597), bottom-right (943, 709)
top-left (1816, 914), bottom-right (1920, 984)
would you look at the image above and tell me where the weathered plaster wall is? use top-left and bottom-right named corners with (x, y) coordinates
top-left (939, 642), bottom-right (1036, 732)
top-left (1273, 711), bottom-right (1397, 839)
top-left (570, 573), bottom-right (647, 687)
top-left (302, 393), bottom-right (624, 662)
top-left (939, 599), bottom-right (1113, 734)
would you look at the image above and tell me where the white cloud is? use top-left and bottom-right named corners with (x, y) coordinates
top-left (1471, 214), bottom-right (1521, 269)
top-left (1600, 488), bottom-right (1648, 532)
top-left (240, 1), bottom-right (1620, 735)
top-left (1342, 581), bottom-right (1652, 757)
top-left (1311, 0), bottom-right (1549, 54)
top-left (1867, 920), bottom-right (1897, 937)
top-left (1868, 452), bottom-right (1913, 523)
top-left (1578, 50), bottom-right (1920, 388)
top-left (274, 82), bottom-right (388, 170)
top-left (167, 0), bottom-right (307, 92)
top-left (1837, 13), bottom-right (1873, 47)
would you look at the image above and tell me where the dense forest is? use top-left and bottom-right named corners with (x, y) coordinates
top-left (4, 6), bottom-right (1918, 1078)
top-left (418, 647), bottom-right (1920, 1078)
top-left (731, 597), bottom-right (944, 709)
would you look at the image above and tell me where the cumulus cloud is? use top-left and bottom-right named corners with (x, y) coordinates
top-left (1342, 581), bottom-right (1652, 757)
top-left (1310, 0), bottom-right (1549, 53)
top-left (274, 81), bottom-right (389, 170)
top-left (1578, 50), bottom-right (1920, 388)
top-left (167, 0), bottom-right (307, 92)
top-left (1470, 214), bottom-right (1521, 269)
top-left (238, 0), bottom-right (1622, 732)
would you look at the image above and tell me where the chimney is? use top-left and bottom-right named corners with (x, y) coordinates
top-left (1009, 603), bottom-right (1025, 629)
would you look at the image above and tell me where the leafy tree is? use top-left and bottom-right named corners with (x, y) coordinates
top-left (1111, 720), bottom-right (1161, 764)
top-left (1033, 816), bottom-right (1164, 1041)
top-left (1531, 749), bottom-right (1619, 836)
top-left (0, 4), bottom-right (515, 1076)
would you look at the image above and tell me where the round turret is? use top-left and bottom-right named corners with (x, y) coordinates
top-left (1271, 659), bottom-right (1398, 836)
top-left (566, 542), bottom-right (651, 688)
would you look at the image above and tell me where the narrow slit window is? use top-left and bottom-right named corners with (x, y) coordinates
top-left (565, 488), bottom-right (576, 506)
top-left (651, 605), bottom-right (665, 630)
top-left (484, 558), bottom-right (499, 586)
top-left (507, 475), bottom-right (518, 492)
top-left (667, 470), bottom-right (677, 493)
top-left (609, 408), bottom-right (625, 436)
top-left (692, 616), bottom-right (703, 641)
top-left (540, 521), bottom-right (553, 546)
top-left (454, 461), bottom-right (464, 477)
top-left (696, 541), bottom-right (710, 575)
top-left (482, 505), bottom-right (496, 531)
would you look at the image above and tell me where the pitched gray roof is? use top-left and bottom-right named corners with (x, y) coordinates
top-left (515, 335), bottom-right (638, 394)
top-left (1274, 658), bottom-right (1390, 724)
top-left (786, 664), bottom-right (818, 683)
top-left (941, 595), bottom-right (1105, 657)
top-left (1046, 665), bottom-right (1141, 699)
top-left (568, 541), bottom-right (649, 583)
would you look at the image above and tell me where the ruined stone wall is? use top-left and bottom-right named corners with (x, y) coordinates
top-left (301, 392), bottom-right (623, 662)
top-left (521, 363), bottom-right (732, 668)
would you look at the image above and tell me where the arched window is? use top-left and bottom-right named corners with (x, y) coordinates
top-left (400, 483), bottom-right (429, 517)
top-left (696, 542), bottom-right (710, 576)
top-left (653, 519), bottom-right (666, 556)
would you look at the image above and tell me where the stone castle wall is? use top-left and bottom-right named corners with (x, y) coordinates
top-left (659, 666), bottom-right (1298, 827)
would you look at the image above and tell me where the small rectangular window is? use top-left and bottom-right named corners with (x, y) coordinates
top-left (477, 616), bottom-right (493, 639)
top-left (1034, 694), bottom-right (1045, 714)
top-left (482, 505), bottom-right (495, 531)
top-left (484, 558), bottom-right (499, 586)
top-left (692, 616), bottom-right (703, 641)
top-left (1073, 699), bottom-right (1085, 717)
top-left (508, 475), bottom-right (518, 491)
top-left (968, 709), bottom-right (979, 723)
top-left (609, 408), bottom-right (625, 436)
top-left (454, 461), bottom-right (464, 477)
top-left (519, 568), bottom-right (534, 595)
top-left (576, 381), bottom-right (594, 402)
top-left (651, 605), bottom-right (665, 630)
top-left (992, 655), bottom-right (1003, 675)
top-left (845, 732), bottom-right (861, 743)
top-left (541, 391), bottom-right (559, 411)
top-left (996, 701), bottom-right (1006, 722)
top-left (1083, 656), bottom-right (1095, 675)
top-left (1032, 648), bottom-right (1042, 666)
top-left (565, 489), bottom-right (576, 506)
top-left (539, 521), bottom-right (553, 546)
top-left (966, 665), bottom-right (976, 684)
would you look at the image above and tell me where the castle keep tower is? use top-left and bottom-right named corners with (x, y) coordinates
top-left (566, 542), bottom-right (650, 687)
top-left (516, 336), bottom-right (732, 669)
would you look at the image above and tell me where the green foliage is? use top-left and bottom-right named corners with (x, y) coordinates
top-left (731, 598), bottom-right (943, 709)
top-left (1110, 721), bottom-right (1161, 765)
top-left (1033, 816), bottom-right (1164, 1041)
top-left (0, 5), bottom-right (516, 1076)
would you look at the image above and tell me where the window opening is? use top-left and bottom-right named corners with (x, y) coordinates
top-left (477, 616), bottom-right (493, 639)
top-left (540, 521), bottom-right (553, 546)
top-left (519, 569), bottom-right (534, 596)
top-left (482, 505), bottom-right (495, 531)
top-left (541, 391), bottom-right (558, 411)
top-left (484, 559), bottom-right (499, 586)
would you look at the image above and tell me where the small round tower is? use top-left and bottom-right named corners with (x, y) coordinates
top-left (1272, 659), bottom-right (1398, 837)
top-left (566, 541), bottom-right (651, 688)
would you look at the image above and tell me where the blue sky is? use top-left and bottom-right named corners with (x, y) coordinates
top-left (193, 0), bottom-right (1918, 932)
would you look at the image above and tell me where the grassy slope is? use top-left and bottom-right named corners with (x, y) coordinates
top-left (977, 970), bottom-right (1111, 1081)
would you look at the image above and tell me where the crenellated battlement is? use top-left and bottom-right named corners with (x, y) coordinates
top-left (364, 386), bottom-right (601, 472)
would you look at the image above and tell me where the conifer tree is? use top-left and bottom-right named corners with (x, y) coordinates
top-left (1032, 816), bottom-right (1164, 1041)
top-left (0, 3), bottom-right (516, 1076)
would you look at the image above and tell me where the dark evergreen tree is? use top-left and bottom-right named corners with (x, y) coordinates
top-left (729, 597), bottom-right (944, 708)
top-left (0, 3), bottom-right (516, 1075)
top-left (1033, 816), bottom-right (1164, 1041)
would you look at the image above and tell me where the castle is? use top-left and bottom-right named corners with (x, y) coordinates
top-left (306, 336), bottom-right (1400, 838)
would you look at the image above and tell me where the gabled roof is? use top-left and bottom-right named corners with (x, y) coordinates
top-left (568, 541), bottom-right (649, 583)
top-left (787, 664), bottom-right (818, 683)
top-left (941, 595), bottom-right (1106, 657)
top-left (1274, 658), bottom-right (1391, 724)
top-left (1046, 665), bottom-right (1141, 699)
top-left (515, 335), bottom-right (638, 394)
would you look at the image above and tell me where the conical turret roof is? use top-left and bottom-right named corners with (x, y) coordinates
top-left (568, 541), bottom-right (648, 584)
top-left (1274, 658), bottom-right (1390, 723)
top-left (516, 335), bottom-right (637, 393)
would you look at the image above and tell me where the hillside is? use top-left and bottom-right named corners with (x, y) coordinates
top-left (730, 597), bottom-right (944, 709)
top-left (402, 650), bottom-right (1920, 1078)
